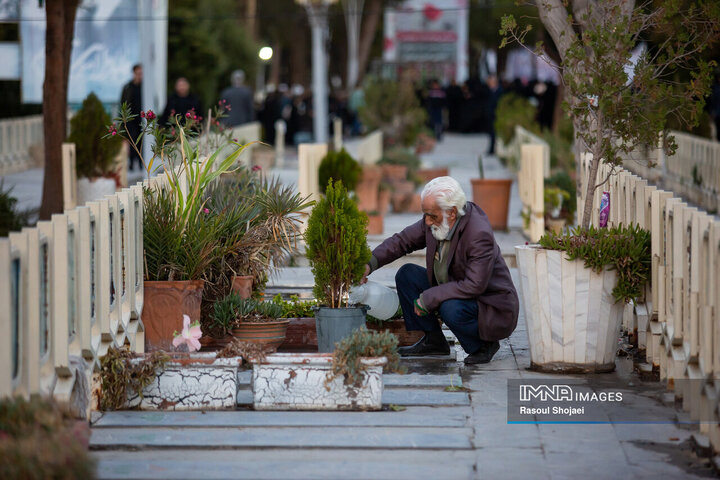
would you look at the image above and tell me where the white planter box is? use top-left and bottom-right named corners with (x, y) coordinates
top-left (127, 353), bottom-right (243, 410)
top-left (515, 245), bottom-right (624, 373)
top-left (77, 177), bottom-right (116, 205)
top-left (252, 353), bottom-right (387, 411)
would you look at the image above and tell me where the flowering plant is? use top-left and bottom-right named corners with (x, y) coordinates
top-left (172, 314), bottom-right (203, 352)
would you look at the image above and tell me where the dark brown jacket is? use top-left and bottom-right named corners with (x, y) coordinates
top-left (372, 202), bottom-right (519, 341)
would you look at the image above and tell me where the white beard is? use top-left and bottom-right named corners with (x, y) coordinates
top-left (430, 216), bottom-right (451, 241)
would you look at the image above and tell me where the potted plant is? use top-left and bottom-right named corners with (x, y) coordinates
top-left (544, 186), bottom-right (570, 234)
top-left (69, 92), bottom-right (123, 204)
top-left (212, 294), bottom-right (288, 352)
top-left (305, 180), bottom-right (371, 352)
top-left (318, 148), bottom-right (362, 195)
top-left (252, 327), bottom-right (404, 411)
top-left (515, 224), bottom-right (650, 372)
top-left (470, 154), bottom-right (513, 230)
top-left (377, 181), bottom-right (392, 215)
top-left (275, 295), bottom-right (319, 350)
top-left (366, 210), bottom-right (384, 235)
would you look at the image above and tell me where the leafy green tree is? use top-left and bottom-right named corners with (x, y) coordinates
top-left (305, 180), bottom-right (371, 308)
top-left (359, 78), bottom-right (427, 147)
top-left (168, 0), bottom-right (257, 111)
top-left (68, 92), bottom-right (122, 178)
top-left (502, 0), bottom-right (720, 227)
top-left (318, 148), bottom-right (362, 194)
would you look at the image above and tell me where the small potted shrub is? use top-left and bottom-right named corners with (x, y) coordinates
top-left (69, 92), bottom-right (123, 204)
top-left (213, 294), bottom-right (288, 352)
top-left (543, 186), bottom-right (570, 234)
top-left (318, 148), bottom-right (362, 194)
top-left (305, 180), bottom-right (371, 352)
top-left (515, 224), bottom-right (651, 372)
top-left (252, 327), bottom-right (404, 411)
top-left (471, 153), bottom-right (513, 230)
top-left (365, 210), bottom-right (384, 235)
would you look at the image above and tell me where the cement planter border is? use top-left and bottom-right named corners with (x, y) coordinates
top-left (125, 353), bottom-right (243, 410)
top-left (252, 353), bottom-right (387, 411)
top-left (515, 245), bottom-right (623, 373)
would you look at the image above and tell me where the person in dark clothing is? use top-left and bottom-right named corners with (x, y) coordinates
top-left (426, 79), bottom-right (447, 140)
top-left (120, 64), bottom-right (143, 170)
top-left (710, 74), bottom-right (720, 141)
top-left (485, 75), bottom-right (503, 154)
top-left (362, 176), bottom-right (519, 365)
top-left (219, 70), bottom-right (254, 127)
top-left (160, 77), bottom-right (203, 127)
top-left (445, 79), bottom-right (463, 133)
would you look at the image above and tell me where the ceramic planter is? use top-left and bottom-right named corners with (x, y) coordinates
top-left (356, 166), bottom-right (381, 212)
top-left (124, 353), bottom-right (243, 410)
top-left (77, 176), bottom-right (117, 205)
top-left (515, 245), bottom-right (623, 373)
top-left (252, 353), bottom-right (387, 411)
top-left (417, 167), bottom-right (449, 184)
top-left (546, 218), bottom-right (566, 235)
top-left (143, 280), bottom-right (204, 352)
top-left (315, 306), bottom-right (367, 353)
top-left (381, 164), bottom-right (408, 181)
top-left (231, 275), bottom-right (254, 299)
top-left (232, 319), bottom-right (290, 352)
top-left (280, 318), bottom-right (318, 350)
top-left (471, 178), bottom-right (512, 230)
top-left (367, 214), bottom-right (384, 235)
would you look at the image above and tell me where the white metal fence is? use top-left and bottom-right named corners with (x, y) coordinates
top-left (0, 115), bottom-right (43, 175)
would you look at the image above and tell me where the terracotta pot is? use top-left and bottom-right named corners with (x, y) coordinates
top-left (546, 217), bottom-right (566, 235)
top-left (366, 214), bottom-right (384, 235)
top-left (391, 192), bottom-right (413, 213)
top-left (231, 275), bottom-right (253, 299)
top-left (143, 280), bottom-right (204, 352)
top-left (378, 189), bottom-right (391, 215)
top-left (367, 319), bottom-right (424, 346)
top-left (417, 167), bottom-right (449, 184)
top-left (471, 178), bottom-right (513, 230)
top-left (232, 319), bottom-right (290, 352)
top-left (407, 193), bottom-right (422, 213)
top-left (390, 179), bottom-right (415, 195)
top-left (381, 164), bottom-right (408, 181)
top-left (355, 166), bottom-right (381, 212)
top-left (280, 317), bottom-right (317, 350)
top-left (199, 334), bottom-right (233, 351)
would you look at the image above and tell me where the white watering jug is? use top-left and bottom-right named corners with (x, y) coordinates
top-left (349, 281), bottom-right (399, 320)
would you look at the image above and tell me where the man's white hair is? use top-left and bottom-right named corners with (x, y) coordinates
top-left (421, 176), bottom-right (466, 216)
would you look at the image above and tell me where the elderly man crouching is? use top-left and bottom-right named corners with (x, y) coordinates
top-left (362, 176), bottom-right (519, 364)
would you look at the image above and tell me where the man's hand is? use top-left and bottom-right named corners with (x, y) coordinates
top-left (361, 264), bottom-right (371, 284)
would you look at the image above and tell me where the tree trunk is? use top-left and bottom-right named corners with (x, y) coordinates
top-left (269, 40), bottom-right (282, 87)
top-left (40, 0), bottom-right (79, 220)
top-left (290, 28), bottom-right (309, 86)
top-left (355, 0), bottom-right (382, 87)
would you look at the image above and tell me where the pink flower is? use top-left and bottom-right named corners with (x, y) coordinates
top-left (202, 208), bottom-right (210, 214)
top-left (140, 111), bottom-right (146, 118)
top-left (107, 124), bottom-right (118, 136)
top-left (186, 112), bottom-right (192, 118)
top-left (146, 110), bottom-right (156, 120)
top-left (172, 314), bottom-right (202, 352)
top-left (252, 165), bottom-right (261, 172)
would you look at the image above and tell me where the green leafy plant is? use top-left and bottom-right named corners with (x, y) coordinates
top-left (69, 92), bottom-right (123, 178)
top-left (305, 180), bottom-right (371, 308)
top-left (212, 293), bottom-right (283, 331)
top-left (377, 146), bottom-right (422, 182)
top-left (538, 224), bottom-right (651, 304)
top-left (494, 93), bottom-right (541, 145)
top-left (318, 148), bottom-right (362, 194)
top-left (0, 180), bottom-right (31, 237)
top-left (0, 396), bottom-right (96, 479)
top-left (98, 346), bottom-right (169, 411)
top-left (272, 294), bottom-right (316, 318)
top-left (544, 187), bottom-right (570, 219)
top-left (328, 327), bottom-right (405, 385)
top-left (544, 171), bottom-right (577, 222)
top-left (359, 78), bottom-right (428, 148)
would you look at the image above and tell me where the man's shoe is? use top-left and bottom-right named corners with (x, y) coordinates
top-left (398, 334), bottom-right (451, 357)
top-left (464, 340), bottom-right (500, 365)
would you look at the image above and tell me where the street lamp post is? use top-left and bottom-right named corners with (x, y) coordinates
top-left (257, 46), bottom-right (273, 97)
top-left (297, 0), bottom-right (336, 145)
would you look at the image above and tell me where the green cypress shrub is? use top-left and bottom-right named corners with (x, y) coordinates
top-left (305, 180), bottom-right (371, 308)
top-left (318, 148), bottom-right (361, 194)
top-left (68, 92), bottom-right (123, 178)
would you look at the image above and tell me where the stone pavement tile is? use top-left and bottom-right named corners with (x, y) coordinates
top-left (543, 451), bottom-right (630, 480)
top-left (612, 423), bottom-right (694, 444)
top-left (384, 372), bottom-right (465, 387)
top-left (383, 388), bottom-right (470, 406)
top-left (474, 418), bottom-right (542, 449)
top-left (93, 406), bottom-right (472, 428)
top-left (539, 423), bottom-right (628, 458)
top-left (90, 426), bottom-right (474, 449)
top-left (465, 371), bottom-right (522, 406)
top-left (475, 447), bottom-right (550, 480)
top-left (93, 448), bottom-right (477, 480)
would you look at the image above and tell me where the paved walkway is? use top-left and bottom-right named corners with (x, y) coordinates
top-left (87, 134), bottom-right (714, 479)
